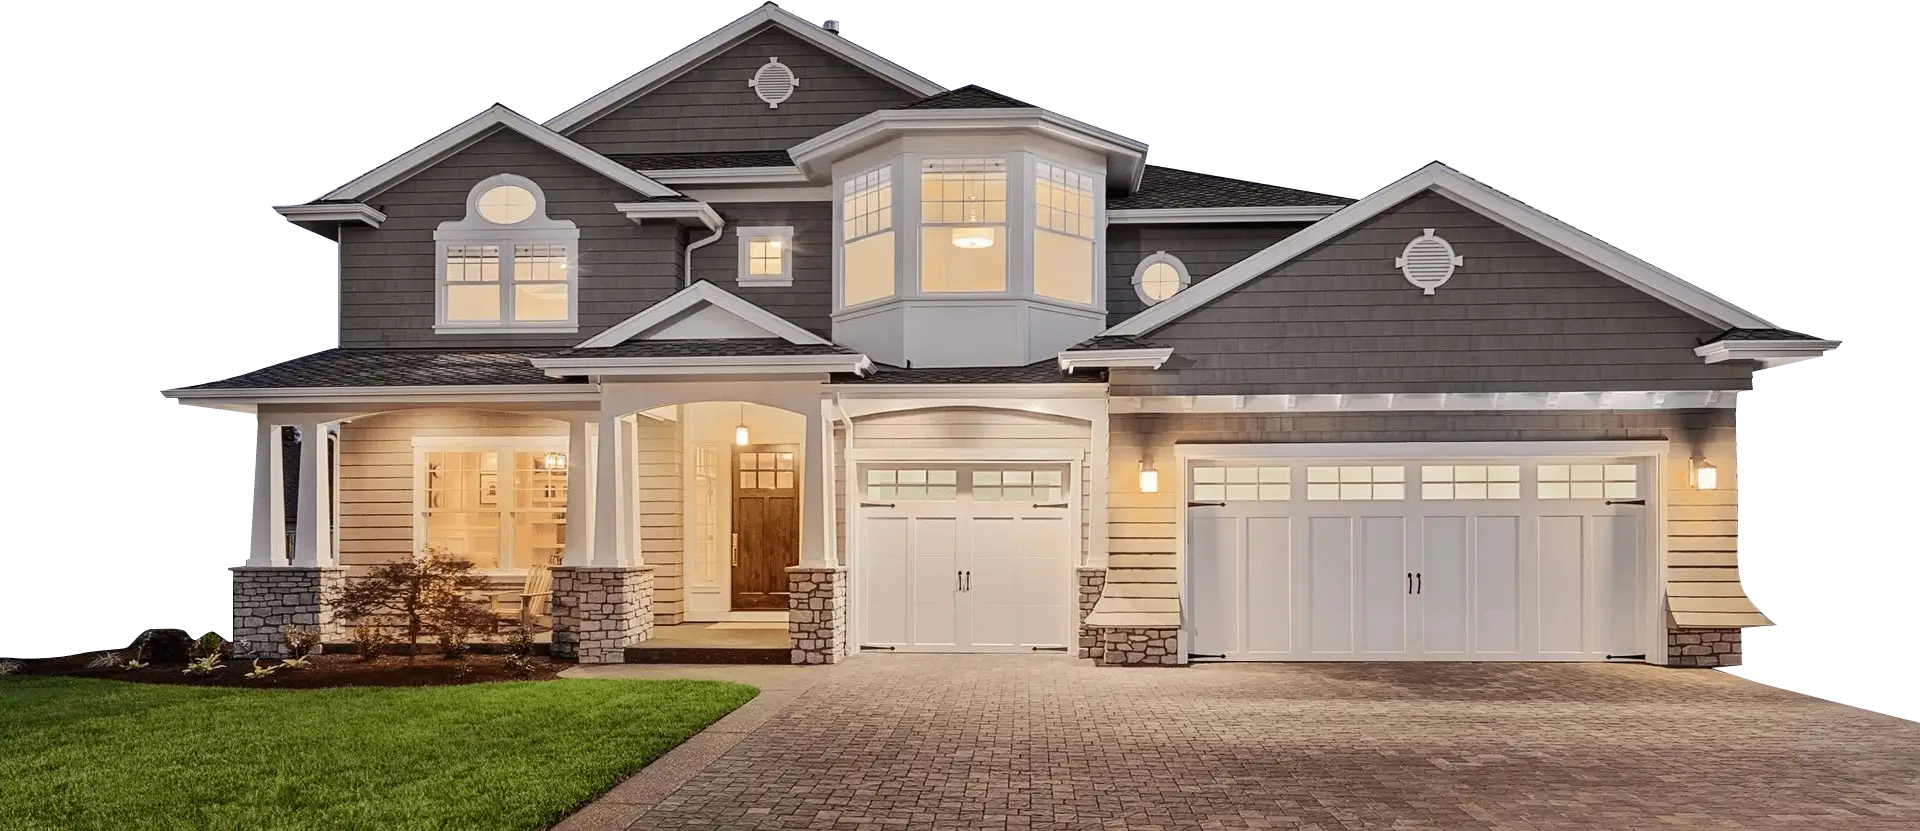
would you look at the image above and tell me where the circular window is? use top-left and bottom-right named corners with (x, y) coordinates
top-left (477, 185), bottom-right (536, 224)
top-left (1133, 253), bottom-right (1189, 304)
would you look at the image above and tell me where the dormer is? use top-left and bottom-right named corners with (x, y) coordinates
top-left (791, 90), bottom-right (1148, 367)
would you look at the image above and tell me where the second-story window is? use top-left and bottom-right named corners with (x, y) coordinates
top-left (434, 174), bottom-right (579, 332)
top-left (1033, 160), bottom-right (1096, 304)
top-left (920, 157), bottom-right (1007, 293)
top-left (736, 226), bottom-right (795, 287)
top-left (842, 166), bottom-right (894, 307)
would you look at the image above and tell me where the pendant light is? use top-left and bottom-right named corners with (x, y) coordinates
top-left (542, 451), bottom-right (567, 471)
top-left (949, 192), bottom-right (994, 249)
top-left (734, 404), bottom-right (750, 446)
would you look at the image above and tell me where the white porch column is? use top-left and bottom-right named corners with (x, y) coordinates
top-left (561, 417), bottom-right (594, 567)
top-left (591, 412), bottom-right (630, 566)
top-left (290, 421), bottom-right (336, 568)
top-left (799, 400), bottom-right (833, 567)
top-left (248, 419), bottom-right (288, 567)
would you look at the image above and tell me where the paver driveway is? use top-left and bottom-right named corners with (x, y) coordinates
top-left (571, 655), bottom-right (1920, 830)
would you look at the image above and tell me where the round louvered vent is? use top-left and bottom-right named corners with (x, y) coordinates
top-left (748, 57), bottom-right (799, 109)
top-left (1394, 229), bottom-right (1464, 295)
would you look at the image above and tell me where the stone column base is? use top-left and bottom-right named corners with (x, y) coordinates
top-left (551, 566), bottom-right (654, 664)
top-left (1076, 567), bottom-right (1107, 661)
top-left (787, 566), bottom-right (848, 664)
top-left (1096, 627), bottom-right (1181, 666)
top-left (1669, 626), bottom-right (1742, 668)
top-left (232, 567), bottom-right (345, 658)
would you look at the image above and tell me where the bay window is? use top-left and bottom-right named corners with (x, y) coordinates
top-left (435, 174), bottom-right (579, 332)
top-left (842, 166), bottom-right (894, 307)
top-left (1033, 160), bottom-right (1096, 303)
top-left (920, 158), bottom-right (1007, 293)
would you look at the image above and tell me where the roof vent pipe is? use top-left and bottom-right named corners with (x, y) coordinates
top-left (823, 19), bottom-right (841, 35)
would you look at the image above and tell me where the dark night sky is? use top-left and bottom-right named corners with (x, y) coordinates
top-left (18, 0), bottom-right (1904, 713)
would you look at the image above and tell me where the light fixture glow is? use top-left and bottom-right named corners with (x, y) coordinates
top-left (542, 451), bottom-right (567, 471)
top-left (1138, 462), bottom-right (1159, 494)
top-left (1694, 460), bottom-right (1718, 490)
top-left (950, 227), bottom-right (994, 249)
top-left (735, 404), bottom-right (750, 446)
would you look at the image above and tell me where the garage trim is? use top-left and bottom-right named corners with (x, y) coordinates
top-left (1173, 441), bottom-right (1671, 665)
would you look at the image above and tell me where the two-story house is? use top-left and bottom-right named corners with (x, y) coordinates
top-left (166, 3), bottom-right (1836, 667)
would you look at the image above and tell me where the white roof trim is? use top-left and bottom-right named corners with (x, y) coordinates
top-left (1694, 338), bottom-right (1839, 369)
top-left (1057, 348), bottom-right (1174, 373)
top-left (544, 3), bottom-right (944, 134)
top-left (789, 108), bottom-right (1149, 191)
top-left (643, 167), bottom-right (811, 186)
top-left (319, 104), bottom-right (678, 202)
top-left (532, 353), bottom-right (874, 378)
top-left (576, 280), bottom-right (831, 348)
top-left (614, 201), bottom-right (723, 231)
top-left (1107, 206), bottom-right (1341, 225)
top-left (272, 203), bottom-right (386, 227)
top-left (1113, 390), bottom-right (1738, 415)
top-left (162, 383), bottom-right (599, 412)
top-left (1104, 162), bottom-right (1776, 336)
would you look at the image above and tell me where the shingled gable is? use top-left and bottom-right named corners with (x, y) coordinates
top-left (576, 280), bottom-right (836, 348)
top-left (1105, 162), bottom-right (1813, 340)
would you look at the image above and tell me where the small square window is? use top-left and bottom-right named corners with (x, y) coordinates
top-left (736, 226), bottom-right (795, 285)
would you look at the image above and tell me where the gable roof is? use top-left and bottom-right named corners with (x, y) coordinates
top-left (545, 3), bottom-right (944, 135)
top-left (1106, 161), bottom-right (1779, 337)
top-left (1111, 165), bottom-right (1353, 211)
top-left (899, 85), bottom-right (1034, 110)
top-left (577, 280), bottom-right (832, 349)
top-left (317, 104), bottom-right (679, 203)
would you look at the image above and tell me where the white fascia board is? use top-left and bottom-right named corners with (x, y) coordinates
top-left (272, 203), bottom-right (386, 227)
top-left (1106, 206), bottom-right (1340, 224)
top-left (614, 201), bottom-right (723, 231)
top-left (1057, 348), bottom-right (1174, 372)
top-left (825, 383), bottom-right (1109, 398)
top-left (162, 384), bottom-right (600, 411)
top-left (577, 280), bottom-right (830, 348)
top-left (1694, 339), bottom-right (1840, 368)
top-left (320, 104), bottom-right (678, 202)
top-left (643, 167), bottom-right (811, 186)
top-left (544, 4), bottom-right (943, 134)
top-left (531, 353), bottom-right (873, 378)
top-left (1111, 390), bottom-right (1738, 414)
top-left (1103, 162), bottom-right (1775, 337)
top-left (682, 186), bottom-right (831, 203)
top-left (789, 109), bottom-right (1149, 189)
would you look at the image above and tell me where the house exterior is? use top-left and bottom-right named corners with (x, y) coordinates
top-left (166, 3), bottom-right (1836, 667)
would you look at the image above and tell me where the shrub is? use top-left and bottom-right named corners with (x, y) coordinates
top-left (86, 652), bottom-right (124, 670)
top-left (350, 624), bottom-right (395, 661)
top-left (504, 653), bottom-right (541, 680)
top-left (435, 628), bottom-right (471, 659)
top-left (279, 626), bottom-right (321, 659)
top-left (0, 659), bottom-right (21, 677)
top-left (329, 549), bottom-right (493, 660)
top-left (191, 632), bottom-right (230, 661)
top-left (135, 629), bottom-right (191, 660)
top-left (503, 627), bottom-right (537, 660)
top-left (243, 660), bottom-right (278, 679)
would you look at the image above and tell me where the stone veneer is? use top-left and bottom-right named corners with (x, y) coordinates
top-left (1076, 567), bottom-right (1106, 661)
top-left (1097, 627), bottom-right (1181, 666)
top-left (788, 566), bottom-right (848, 664)
top-left (550, 566), bottom-right (654, 664)
top-left (231, 567), bottom-right (344, 657)
top-left (1668, 626), bottom-right (1742, 668)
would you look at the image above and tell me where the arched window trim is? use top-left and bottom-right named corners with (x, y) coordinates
top-left (1132, 251), bottom-right (1190, 305)
top-left (434, 174), bottom-right (581, 334)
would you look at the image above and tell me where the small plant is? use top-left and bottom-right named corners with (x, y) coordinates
top-left (182, 654), bottom-right (224, 675)
top-left (135, 629), bottom-right (191, 660)
top-left (244, 660), bottom-right (279, 679)
top-left (279, 625), bottom-right (321, 660)
top-left (452, 657), bottom-right (476, 681)
top-left (0, 659), bottom-right (21, 677)
top-left (351, 624), bottom-right (395, 661)
top-left (86, 651), bottom-right (125, 670)
top-left (503, 627), bottom-right (537, 660)
top-left (124, 659), bottom-right (149, 671)
top-left (435, 627), bottom-right (471, 659)
top-left (504, 653), bottom-right (541, 680)
top-left (191, 632), bottom-right (230, 661)
top-left (278, 655), bottom-right (312, 670)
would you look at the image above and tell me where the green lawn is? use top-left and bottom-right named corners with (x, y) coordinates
top-left (0, 676), bottom-right (757, 831)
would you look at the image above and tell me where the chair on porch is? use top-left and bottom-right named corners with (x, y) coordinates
top-left (483, 562), bottom-right (554, 633)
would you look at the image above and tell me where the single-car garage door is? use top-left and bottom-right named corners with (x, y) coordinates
top-left (1187, 450), bottom-right (1652, 661)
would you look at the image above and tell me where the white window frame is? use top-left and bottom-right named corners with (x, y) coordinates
top-left (411, 435), bottom-right (568, 576)
top-left (434, 174), bottom-right (581, 334)
top-left (1132, 251), bottom-right (1191, 305)
top-left (918, 156), bottom-right (1010, 296)
top-left (837, 163), bottom-right (897, 311)
top-left (1032, 157), bottom-right (1099, 306)
top-left (735, 225), bottom-right (795, 287)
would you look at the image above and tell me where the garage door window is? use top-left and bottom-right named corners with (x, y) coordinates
top-left (1537, 464), bottom-right (1637, 500)
top-left (1192, 466), bottom-right (1291, 502)
top-left (974, 469), bottom-right (1064, 502)
top-left (867, 468), bottom-right (959, 501)
top-left (1420, 465), bottom-right (1521, 500)
top-left (1306, 466), bottom-right (1405, 501)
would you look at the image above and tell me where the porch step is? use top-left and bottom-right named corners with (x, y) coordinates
top-left (623, 644), bottom-right (790, 665)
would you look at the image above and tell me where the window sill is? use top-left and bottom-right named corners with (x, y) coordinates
top-left (736, 278), bottom-right (794, 288)
top-left (434, 324), bottom-right (580, 335)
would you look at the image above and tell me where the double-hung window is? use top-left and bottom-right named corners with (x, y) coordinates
top-left (434, 175), bottom-right (580, 333)
top-left (920, 157), bottom-right (1007, 293)
top-left (841, 166), bottom-right (895, 307)
top-left (1033, 160), bottom-right (1096, 304)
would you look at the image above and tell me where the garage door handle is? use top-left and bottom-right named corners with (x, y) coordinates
top-left (964, 571), bottom-right (971, 591)
top-left (1416, 572), bottom-right (1422, 594)
top-left (957, 570), bottom-right (963, 591)
top-left (1407, 572), bottom-right (1413, 594)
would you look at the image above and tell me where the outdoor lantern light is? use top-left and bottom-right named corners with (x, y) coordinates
top-left (950, 227), bottom-right (994, 249)
top-left (542, 451), bottom-right (567, 471)
top-left (1138, 461), bottom-right (1159, 494)
top-left (1693, 459), bottom-right (1718, 490)
top-left (735, 404), bottom-right (750, 446)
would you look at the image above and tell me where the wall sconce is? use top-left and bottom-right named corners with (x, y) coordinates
top-left (735, 403), bottom-right (750, 446)
top-left (542, 451), bottom-right (567, 471)
top-left (1692, 459), bottom-right (1718, 490)
top-left (1138, 461), bottom-right (1159, 494)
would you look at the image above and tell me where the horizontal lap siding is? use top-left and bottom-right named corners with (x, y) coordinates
top-left (636, 417), bottom-right (685, 624)
top-left (1106, 223), bottom-right (1307, 326)
top-left (566, 26), bottom-right (922, 156)
top-left (336, 410), bottom-right (567, 578)
top-left (693, 202), bottom-right (833, 336)
top-left (1117, 191), bottom-right (1752, 395)
top-left (339, 129), bottom-right (683, 348)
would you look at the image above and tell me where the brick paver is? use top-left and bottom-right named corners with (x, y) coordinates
top-left (600, 656), bottom-right (1920, 830)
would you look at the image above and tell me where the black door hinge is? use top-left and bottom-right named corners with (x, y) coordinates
top-left (861, 645), bottom-right (897, 651)
top-left (1188, 652), bottom-right (1226, 661)
top-left (1605, 653), bottom-right (1646, 661)
top-left (1605, 499), bottom-right (1647, 506)
top-left (1031, 646), bottom-right (1069, 652)
top-left (1188, 501), bottom-right (1226, 508)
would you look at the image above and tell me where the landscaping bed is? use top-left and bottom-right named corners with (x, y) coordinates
top-left (11, 649), bottom-right (566, 688)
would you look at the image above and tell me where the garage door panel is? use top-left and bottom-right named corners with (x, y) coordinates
top-left (864, 516), bottom-right (910, 646)
top-left (1189, 515), bottom-right (1239, 657)
top-left (1473, 516), bottom-right (1521, 656)
top-left (1536, 515), bottom-right (1587, 656)
top-left (1360, 517), bottom-right (1410, 655)
top-left (912, 517), bottom-right (959, 647)
top-left (1245, 517), bottom-right (1292, 656)
top-left (1421, 516), bottom-right (1470, 656)
top-left (1593, 514), bottom-right (1642, 657)
top-left (1308, 517), bottom-right (1355, 655)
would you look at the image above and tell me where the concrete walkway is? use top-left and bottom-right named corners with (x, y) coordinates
top-left (558, 655), bottom-right (1920, 830)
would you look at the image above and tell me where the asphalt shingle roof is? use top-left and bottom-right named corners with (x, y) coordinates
top-left (1065, 334), bottom-right (1166, 352)
top-left (611, 150), bottom-right (794, 171)
top-left (570, 339), bottom-right (855, 358)
top-left (1110, 165), bottom-right (1353, 211)
top-left (178, 349), bottom-right (573, 390)
top-left (899, 85), bottom-right (1034, 110)
top-left (831, 361), bottom-right (1101, 385)
top-left (1702, 327), bottom-right (1823, 343)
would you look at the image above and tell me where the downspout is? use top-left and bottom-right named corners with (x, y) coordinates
top-left (684, 213), bottom-right (725, 287)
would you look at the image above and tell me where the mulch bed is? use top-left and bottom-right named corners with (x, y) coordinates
top-left (10, 651), bottom-right (568, 689)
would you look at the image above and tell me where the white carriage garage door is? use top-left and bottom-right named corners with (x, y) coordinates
top-left (858, 464), bottom-right (1076, 652)
top-left (1187, 448), bottom-right (1654, 661)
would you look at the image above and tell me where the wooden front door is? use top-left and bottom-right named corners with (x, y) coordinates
top-left (732, 445), bottom-right (800, 610)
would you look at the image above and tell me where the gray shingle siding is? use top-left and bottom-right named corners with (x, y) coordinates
top-left (563, 26), bottom-right (923, 156)
top-left (1114, 191), bottom-right (1752, 395)
top-left (339, 128), bottom-right (684, 349)
top-left (693, 201), bottom-right (834, 336)
top-left (1107, 223), bottom-right (1308, 326)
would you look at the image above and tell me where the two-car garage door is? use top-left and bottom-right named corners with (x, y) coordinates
top-left (1188, 453), bottom-right (1652, 661)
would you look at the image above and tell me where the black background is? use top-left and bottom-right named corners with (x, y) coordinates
top-left (18, 1), bottom-right (1904, 713)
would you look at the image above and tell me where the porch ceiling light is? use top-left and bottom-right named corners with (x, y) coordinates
top-left (1693, 459), bottom-right (1718, 490)
top-left (542, 451), bottom-right (567, 471)
top-left (1138, 461), bottom-right (1159, 494)
top-left (950, 227), bottom-right (994, 249)
top-left (735, 404), bottom-right (750, 446)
